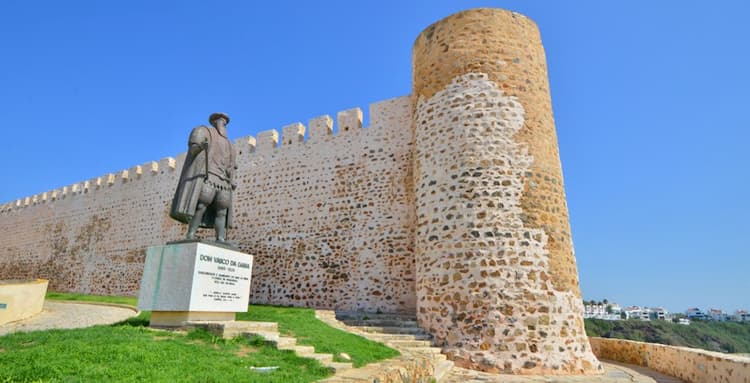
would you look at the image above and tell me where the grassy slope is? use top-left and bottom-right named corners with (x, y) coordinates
top-left (0, 321), bottom-right (331, 382)
top-left (45, 293), bottom-right (399, 367)
top-left (586, 318), bottom-right (750, 353)
top-left (238, 305), bottom-right (400, 367)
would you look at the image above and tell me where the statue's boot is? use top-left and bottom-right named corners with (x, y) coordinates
top-left (186, 203), bottom-right (208, 239)
top-left (215, 210), bottom-right (227, 242)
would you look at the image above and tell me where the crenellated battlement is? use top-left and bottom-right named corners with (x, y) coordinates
top-left (309, 115), bottom-right (333, 139)
top-left (0, 98), bottom-right (405, 214)
top-left (245, 106), bottom-right (367, 155)
top-left (0, 156), bottom-right (180, 214)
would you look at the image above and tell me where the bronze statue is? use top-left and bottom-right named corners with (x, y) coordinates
top-left (170, 113), bottom-right (237, 243)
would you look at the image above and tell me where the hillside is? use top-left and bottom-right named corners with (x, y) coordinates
top-left (585, 319), bottom-right (750, 354)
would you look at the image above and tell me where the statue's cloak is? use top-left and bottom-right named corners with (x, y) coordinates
top-left (169, 125), bottom-right (233, 228)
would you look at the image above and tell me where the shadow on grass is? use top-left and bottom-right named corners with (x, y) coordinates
top-left (113, 311), bottom-right (150, 327)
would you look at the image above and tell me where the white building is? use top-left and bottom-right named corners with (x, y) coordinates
top-left (583, 302), bottom-right (621, 320)
top-left (708, 308), bottom-right (728, 321)
top-left (686, 307), bottom-right (707, 321)
top-left (609, 303), bottom-right (622, 313)
top-left (734, 310), bottom-right (750, 322)
top-left (624, 306), bottom-right (650, 321)
top-left (650, 307), bottom-right (668, 321)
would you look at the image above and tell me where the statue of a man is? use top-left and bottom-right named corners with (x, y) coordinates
top-left (170, 112), bottom-right (237, 243)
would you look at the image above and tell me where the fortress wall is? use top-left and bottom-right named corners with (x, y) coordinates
top-left (234, 96), bottom-right (416, 312)
top-left (0, 157), bottom-right (183, 295)
top-left (590, 337), bottom-right (750, 383)
top-left (0, 95), bottom-right (416, 312)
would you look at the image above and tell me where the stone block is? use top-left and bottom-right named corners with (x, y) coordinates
top-left (0, 279), bottom-right (48, 325)
top-left (337, 108), bottom-right (363, 133)
top-left (256, 129), bottom-right (279, 152)
top-left (309, 115), bottom-right (333, 139)
top-left (281, 122), bottom-right (305, 146)
top-left (137, 242), bottom-right (254, 326)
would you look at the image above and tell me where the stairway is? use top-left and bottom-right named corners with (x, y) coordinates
top-left (315, 311), bottom-right (454, 382)
top-left (184, 320), bottom-right (353, 374)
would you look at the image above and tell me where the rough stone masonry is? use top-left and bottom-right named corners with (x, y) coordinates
top-left (0, 8), bottom-right (600, 375)
top-left (412, 9), bottom-right (600, 374)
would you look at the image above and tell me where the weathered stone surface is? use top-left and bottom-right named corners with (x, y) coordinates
top-left (0, 279), bottom-right (48, 325)
top-left (412, 8), bottom-right (599, 374)
top-left (0, 96), bottom-right (416, 314)
top-left (232, 97), bottom-right (416, 313)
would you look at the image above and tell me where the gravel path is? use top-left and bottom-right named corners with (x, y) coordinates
top-left (0, 301), bottom-right (137, 336)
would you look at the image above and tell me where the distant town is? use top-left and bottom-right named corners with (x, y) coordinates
top-left (582, 299), bottom-right (750, 325)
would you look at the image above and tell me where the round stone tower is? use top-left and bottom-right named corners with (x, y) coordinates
top-left (412, 8), bottom-right (601, 374)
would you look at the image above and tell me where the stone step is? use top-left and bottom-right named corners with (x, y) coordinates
top-left (184, 319), bottom-right (359, 380)
top-left (288, 345), bottom-right (316, 355)
top-left (341, 319), bottom-right (419, 327)
top-left (355, 325), bottom-right (426, 334)
top-left (335, 312), bottom-right (417, 322)
top-left (322, 364), bottom-right (383, 380)
top-left (183, 320), bottom-right (279, 338)
top-left (244, 321), bottom-right (278, 330)
top-left (315, 310), bottom-right (337, 318)
top-left (242, 330), bottom-right (280, 345)
top-left (366, 333), bottom-right (432, 341)
top-left (403, 346), bottom-right (444, 355)
top-left (324, 361), bottom-right (354, 372)
top-left (384, 339), bottom-right (433, 348)
top-left (276, 336), bottom-right (296, 348)
top-left (307, 353), bottom-right (334, 363)
top-left (433, 359), bottom-right (454, 382)
top-left (409, 351), bottom-right (447, 363)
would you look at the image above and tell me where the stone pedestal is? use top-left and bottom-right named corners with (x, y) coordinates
top-left (137, 242), bottom-right (253, 327)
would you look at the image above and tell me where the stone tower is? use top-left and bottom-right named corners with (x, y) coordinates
top-left (412, 8), bottom-right (601, 374)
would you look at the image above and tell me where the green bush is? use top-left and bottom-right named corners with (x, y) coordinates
top-left (585, 318), bottom-right (750, 353)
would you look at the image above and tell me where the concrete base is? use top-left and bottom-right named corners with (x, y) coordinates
top-left (150, 311), bottom-right (236, 327)
top-left (136, 241), bottom-right (254, 329)
top-left (0, 279), bottom-right (48, 325)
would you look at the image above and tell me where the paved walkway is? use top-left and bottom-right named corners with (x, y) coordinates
top-left (444, 361), bottom-right (686, 382)
top-left (0, 301), bottom-right (137, 336)
top-left (602, 361), bottom-right (686, 383)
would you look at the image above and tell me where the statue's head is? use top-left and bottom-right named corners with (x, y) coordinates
top-left (209, 112), bottom-right (230, 127)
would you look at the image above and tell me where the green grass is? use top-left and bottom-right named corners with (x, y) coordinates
top-left (20, 292), bottom-right (398, 380)
top-left (45, 292), bottom-right (400, 366)
top-left (45, 291), bottom-right (137, 306)
top-left (0, 321), bottom-right (332, 382)
top-left (238, 305), bottom-right (400, 367)
top-left (586, 318), bottom-right (750, 353)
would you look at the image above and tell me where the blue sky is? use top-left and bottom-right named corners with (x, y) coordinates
top-left (1, 1), bottom-right (748, 313)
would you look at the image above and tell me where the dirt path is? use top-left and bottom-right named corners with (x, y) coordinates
top-left (0, 301), bottom-right (137, 336)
